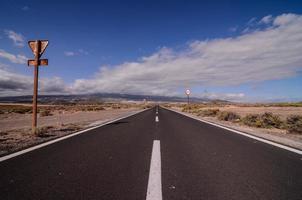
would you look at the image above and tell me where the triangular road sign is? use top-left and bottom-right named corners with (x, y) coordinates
top-left (39, 40), bottom-right (48, 56)
top-left (28, 40), bottom-right (49, 56)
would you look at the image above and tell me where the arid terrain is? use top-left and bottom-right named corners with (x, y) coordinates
top-left (0, 102), bottom-right (150, 156)
top-left (1, 101), bottom-right (302, 156)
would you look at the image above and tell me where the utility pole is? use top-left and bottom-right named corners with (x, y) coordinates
top-left (185, 89), bottom-right (191, 105)
top-left (28, 40), bottom-right (49, 134)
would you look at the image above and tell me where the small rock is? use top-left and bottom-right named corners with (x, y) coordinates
top-left (169, 185), bottom-right (176, 189)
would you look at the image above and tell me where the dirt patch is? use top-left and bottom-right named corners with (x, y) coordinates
top-left (0, 107), bottom-right (144, 156)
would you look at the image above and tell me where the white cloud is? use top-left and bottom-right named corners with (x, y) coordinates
top-left (78, 49), bottom-right (89, 55)
top-left (273, 13), bottom-right (300, 26)
top-left (0, 49), bottom-right (28, 64)
top-left (247, 17), bottom-right (257, 26)
top-left (0, 64), bottom-right (70, 96)
top-left (64, 51), bottom-right (75, 56)
top-left (201, 92), bottom-right (245, 101)
top-left (259, 15), bottom-right (273, 24)
top-left (0, 64), bottom-right (32, 96)
top-left (1, 13), bottom-right (302, 102)
top-left (22, 6), bottom-right (29, 11)
top-left (70, 13), bottom-right (302, 97)
top-left (228, 26), bottom-right (238, 32)
top-left (64, 49), bottom-right (89, 56)
top-left (39, 77), bottom-right (69, 94)
top-left (4, 30), bottom-right (25, 47)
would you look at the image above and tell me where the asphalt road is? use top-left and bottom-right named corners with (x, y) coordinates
top-left (0, 106), bottom-right (302, 200)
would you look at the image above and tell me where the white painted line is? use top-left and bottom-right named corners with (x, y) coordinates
top-left (164, 107), bottom-right (302, 155)
top-left (146, 140), bottom-right (162, 200)
top-left (0, 109), bottom-right (150, 162)
top-left (155, 116), bottom-right (159, 122)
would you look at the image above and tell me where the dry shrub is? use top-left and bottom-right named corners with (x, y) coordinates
top-left (261, 112), bottom-right (283, 128)
top-left (198, 109), bottom-right (220, 117)
top-left (111, 104), bottom-right (121, 109)
top-left (11, 106), bottom-right (32, 114)
top-left (81, 106), bottom-right (105, 111)
top-left (218, 111), bottom-right (240, 122)
top-left (181, 104), bottom-right (202, 113)
top-left (0, 105), bottom-right (32, 114)
top-left (59, 124), bottom-right (82, 132)
top-left (242, 114), bottom-right (262, 127)
top-left (36, 126), bottom-right (54, 137)
top-left (242, 112), bottom-right (283, 128)
top-left (40, 109), bottom-right (52, 117)
top-left (286, 115), bottom-right (302, 134)
top-left (141, 105), bottom-right (153, 109)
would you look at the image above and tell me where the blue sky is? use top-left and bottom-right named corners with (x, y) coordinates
top-left (0, 0), bottom-right (302, 102)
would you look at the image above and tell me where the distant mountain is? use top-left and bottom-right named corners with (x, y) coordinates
top-left (0, 93), bottom-right (213, 104)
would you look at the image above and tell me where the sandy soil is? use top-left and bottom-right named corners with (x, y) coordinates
top-left (0, 108), bottom-right (142, 156)
top-left (0, 108), bottom-right (140, 132)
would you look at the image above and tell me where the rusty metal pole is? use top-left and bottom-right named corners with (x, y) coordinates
top-left (32, 40), bottom-right (40, 134)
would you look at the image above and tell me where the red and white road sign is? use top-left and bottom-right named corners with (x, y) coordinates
top-left (185, 89), bottom-right (191, 95)
top-left (28, 40), bottom-right (49, 57)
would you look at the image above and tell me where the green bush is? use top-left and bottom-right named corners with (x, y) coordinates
top-left (286, 115), bottom-right (302, 134)
top-left (218, 111), bottom-right (241, 122)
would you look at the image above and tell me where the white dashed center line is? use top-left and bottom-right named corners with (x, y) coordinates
top-left (146, 140), bottom-right (162, 200)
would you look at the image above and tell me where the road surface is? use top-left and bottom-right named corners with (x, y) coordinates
top-left (0, 106), bottom-right (302, 200)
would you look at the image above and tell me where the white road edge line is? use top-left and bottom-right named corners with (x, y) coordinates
top-left (155, 116), bottom-right (159, 122)
top-left (0, 108), bottom-right (150, 162)
top-left (146, 140), bottom-right (162, 200)
top-left (164, 107), bottom-right (302, 155)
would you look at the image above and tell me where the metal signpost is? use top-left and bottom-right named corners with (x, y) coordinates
top-left (185, 89), bottom-right (191, 105)
top-left (28, 40), bottom-right (49, 134)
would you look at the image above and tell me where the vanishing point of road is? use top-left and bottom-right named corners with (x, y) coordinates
top-left (0, 106), bottom-right (302, 200)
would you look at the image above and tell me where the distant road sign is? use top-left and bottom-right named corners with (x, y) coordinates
top-left (28, 40), bottom-right (49, 57)
top-left (185, 89), bottom-right (191, 95)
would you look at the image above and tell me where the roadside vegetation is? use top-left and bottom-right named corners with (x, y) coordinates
top-left (0, 102), bottom-right (149, 115)
top-left (179, 104), bottom-right (302, 134)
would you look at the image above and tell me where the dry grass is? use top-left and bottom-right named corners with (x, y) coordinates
top-left (0, 102), bottom-right (150, 115)
top-left (286, 115), bottom-right (302, 134)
